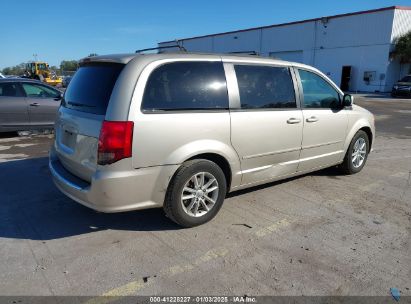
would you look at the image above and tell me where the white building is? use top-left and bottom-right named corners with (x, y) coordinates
top-left (159, 6), bottom-right (411, 92)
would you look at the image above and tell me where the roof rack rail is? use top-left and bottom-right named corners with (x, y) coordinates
top-left (135, 43), bottom-right (187, 54)
top-left (229, 51), bottom-right (260, 56)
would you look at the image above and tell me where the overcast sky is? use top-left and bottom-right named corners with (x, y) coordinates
top-left (2, 0), bottom-right (411, 69)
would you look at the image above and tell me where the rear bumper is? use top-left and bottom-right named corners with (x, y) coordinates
top-left (49, 148), bottom-right (179, 213)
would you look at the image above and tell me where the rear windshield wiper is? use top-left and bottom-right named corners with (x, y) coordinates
top-left (67, 101), bottom-right (96, 108)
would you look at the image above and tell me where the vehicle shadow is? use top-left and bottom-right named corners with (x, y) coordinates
top-left (0, 131), bottom-right (18, 139)
top-left (0, 157), bottom-right (345, 241)
top-left (0, 157), bottom-right (181, 241)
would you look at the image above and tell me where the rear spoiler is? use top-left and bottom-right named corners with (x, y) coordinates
top-left (78, 54), bottom-right (137, 66)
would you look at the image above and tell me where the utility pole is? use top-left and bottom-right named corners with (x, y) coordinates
top-left (33, 54), bottom-right (38, 62)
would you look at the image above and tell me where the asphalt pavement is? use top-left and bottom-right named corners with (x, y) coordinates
top-left (0, 95), bottom-right (410, 298)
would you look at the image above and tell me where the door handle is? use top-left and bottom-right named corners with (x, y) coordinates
top-left (30, 103), bottom-right (40, 107)
top-left (287, 118), bottom-right (301, 124)
top-left (306, 116), bottom-right (319, 123)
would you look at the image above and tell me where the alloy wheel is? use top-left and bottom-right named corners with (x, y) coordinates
top-left (181, 172), bottom-right (219, 217)
top-left (351, 137), bottom-right (367, 168)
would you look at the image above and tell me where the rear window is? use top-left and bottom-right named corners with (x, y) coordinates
top-left (62, 63), bottom-right (124, 115)
top-left (142, 61), bottom-right (228, 111)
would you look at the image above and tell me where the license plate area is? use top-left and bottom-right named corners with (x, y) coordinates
top-left (61, 128), bottom-right (77, 150)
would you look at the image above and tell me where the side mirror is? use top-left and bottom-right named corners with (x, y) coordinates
top-left (343, 94), bottom-right (353, 107)
top-left (54, 93), bottom-right (63, 101)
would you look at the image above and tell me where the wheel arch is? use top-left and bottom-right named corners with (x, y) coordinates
top-left (343, 119), bottom-right (374, 155)
top-left (359, 126), bottom-right (373, 152)
top-left (163, 139), bottom-right (242, 191)
top-left (186, 153), bottom-right (233, 191)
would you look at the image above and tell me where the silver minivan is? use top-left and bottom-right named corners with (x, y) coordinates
top-left (49, 53), bottom-right (375, 227)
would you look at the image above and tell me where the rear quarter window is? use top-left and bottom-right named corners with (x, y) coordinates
top-left (142, 61), bottom-right (228, 111)
top-left (62, 63), bottom-right (124, 115)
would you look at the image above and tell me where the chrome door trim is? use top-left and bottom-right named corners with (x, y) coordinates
top-left (302, 140), bottom-right (343, 150)
top-left (243, 146), bottom-right (302, 159)
top-left (297, 150), bottom-right (344, 163)
top-left (240, 164), bottom-right (273, 174)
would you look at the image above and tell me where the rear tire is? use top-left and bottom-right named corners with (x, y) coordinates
top-left (164, 159), bottom-right (227, 227)
top-left (340, 130), bottom-right (369, 175)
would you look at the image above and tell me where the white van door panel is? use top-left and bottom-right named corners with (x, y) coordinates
top-left (231, 110), bottom-right (303, 185)
top-left (296, 69), bottom-right (348, 172)
top-left (299, 109), bottom-right (347, 171)
top-left (226, 63), bottom-right (303, 186)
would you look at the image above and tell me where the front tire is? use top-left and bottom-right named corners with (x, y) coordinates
top-left (164, 159), bottom-right (227, 227)
top-left (340, 130), bottom-right (369, 175)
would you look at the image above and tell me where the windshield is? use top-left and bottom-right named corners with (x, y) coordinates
top-left (37, 63), bottom-right (47, 70)
top-left (62, 63), bottom-right (125, 115)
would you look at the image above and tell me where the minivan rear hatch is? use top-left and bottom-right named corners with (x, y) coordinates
top-left (54, 62), bottom-right (125, 182)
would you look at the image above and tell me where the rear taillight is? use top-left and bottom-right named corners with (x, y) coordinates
top-left (98, 120), bottom-right (134, 165)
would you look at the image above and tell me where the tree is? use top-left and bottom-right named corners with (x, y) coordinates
top-left (1, 63), bottom-right (26, 76)
top-left (60, 60), bottom-right (78, 72)
top-left (393, 30), bottom-right (411, 65)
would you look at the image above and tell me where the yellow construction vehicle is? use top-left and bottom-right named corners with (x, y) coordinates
top-left (24, 62), bottom-right (62, 86)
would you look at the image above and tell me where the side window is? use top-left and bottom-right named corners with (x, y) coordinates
top-left (39, 85), bottom-right (61, 98)
top-left (22, 83), bottom-right (60, 98)
top-left (298, 70), bottom-right (341, 109)
top-left (234, 65), bottom-right (296, 109)
top-left (142, 61), bottom-right (228, 111)
top-left (0, 83), bottom-right (20, 97)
